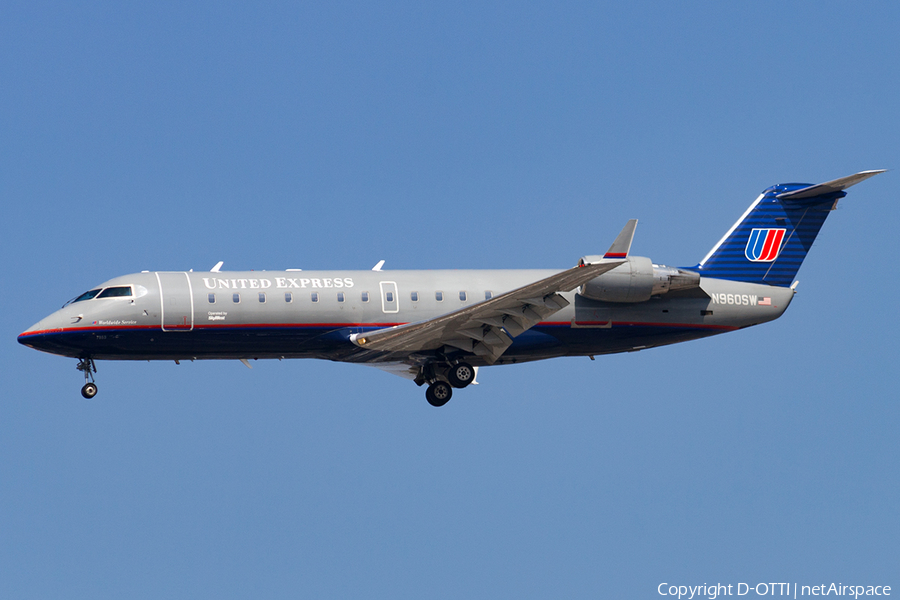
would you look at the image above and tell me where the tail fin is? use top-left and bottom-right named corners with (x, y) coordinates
top-left (693, 170), bottom-right (884, 286)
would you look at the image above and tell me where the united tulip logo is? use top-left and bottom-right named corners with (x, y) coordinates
top-left (745, 228), bottom-right (785, 262)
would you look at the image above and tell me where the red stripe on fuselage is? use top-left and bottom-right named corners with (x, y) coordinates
top-left (19, 319), bottom-right (738, 340)
top-left (18, 323), bottom-right (405, 338)
top-left (21, 320), bottom-right (737, 340)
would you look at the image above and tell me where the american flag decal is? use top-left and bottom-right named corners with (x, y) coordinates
top-left (745, 228), bottom-right (786, 262)
top-left (758, 297), bottom-right (772, 306)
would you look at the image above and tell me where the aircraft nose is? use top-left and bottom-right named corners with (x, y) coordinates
top-left (18, 313), bottom-right (65, 351)
top-left (19, 317), bottom-right (50, 338)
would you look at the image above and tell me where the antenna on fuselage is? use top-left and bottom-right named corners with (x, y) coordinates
top-left (372, 260), bottom-right (385, 271)
top-left (210, 261), bottom-right (224, 272)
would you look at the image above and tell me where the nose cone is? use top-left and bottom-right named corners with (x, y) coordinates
top-left (19, 316), bottom-right (54, 339)
top-left (18, 312), bottom-right (67, 354)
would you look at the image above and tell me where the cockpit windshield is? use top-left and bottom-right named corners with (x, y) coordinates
top-left (65, 289), bottom-right (102, 306)
top-left (63, 285), bottom-right (133, 307)
top-left (97, 286), bottom-right (133, 298)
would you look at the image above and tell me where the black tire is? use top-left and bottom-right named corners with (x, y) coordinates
top-left (425, 381), bottom-right (452, 407)
top-left (447, 362), bottom-right (475, 388)
top-left (81, 383), bottom-right (98, 399)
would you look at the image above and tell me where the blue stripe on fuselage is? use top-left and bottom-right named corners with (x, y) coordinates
top-left (20, 320), bottom-right (732, 362)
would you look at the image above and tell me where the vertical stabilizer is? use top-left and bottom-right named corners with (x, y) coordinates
top-left (693, 170), bottom-right (883, 286)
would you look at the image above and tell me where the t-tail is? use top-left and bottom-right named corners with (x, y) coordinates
top-left (693, 170), bottom-right (884, 286)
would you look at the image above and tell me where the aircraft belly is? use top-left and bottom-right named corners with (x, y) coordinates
top-left (24, 326), bottom-right (351, 361)
top-left (540, 323), bottom-right (721, 357)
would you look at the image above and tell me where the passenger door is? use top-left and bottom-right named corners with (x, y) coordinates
top-left (156, 272), bottom-right (194, 331)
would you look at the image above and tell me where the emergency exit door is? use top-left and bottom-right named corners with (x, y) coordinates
top-left (379, 281), bottom-right (399, 313)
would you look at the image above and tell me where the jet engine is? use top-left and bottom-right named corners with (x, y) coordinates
top-left (577, 256), bottom-right (700, 303)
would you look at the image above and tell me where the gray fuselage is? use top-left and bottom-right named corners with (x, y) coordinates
top-left (18, 268), bottom-right (794, 367)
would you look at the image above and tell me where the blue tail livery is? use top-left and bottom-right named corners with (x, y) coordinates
top-left (695, 170), bottom-right (884, 286)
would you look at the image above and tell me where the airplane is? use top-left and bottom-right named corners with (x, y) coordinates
top-left (18, 170), bottom-right (884, 406)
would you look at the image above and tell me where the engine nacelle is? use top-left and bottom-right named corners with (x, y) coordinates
top-left (578, 256), bottom-right (701, 303)
top-left (579, 256), bottom-right (655, 302)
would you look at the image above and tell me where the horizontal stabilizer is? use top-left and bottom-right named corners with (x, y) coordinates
top-left (776, 170), bottom-right (885, 201)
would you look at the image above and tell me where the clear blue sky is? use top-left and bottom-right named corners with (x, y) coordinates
top-left (2, 2), bottom-right (898, 598)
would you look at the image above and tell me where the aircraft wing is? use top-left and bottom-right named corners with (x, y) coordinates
top-left (368, 361), bottom-right (420, 380)
top-left (350, 221), bottom-right (636, 363)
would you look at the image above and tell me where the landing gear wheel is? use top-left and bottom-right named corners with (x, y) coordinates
top-left (447, 362), bottom-right (475, 388)
top-left (425, 381), bottom-right (453, 407)
top-left (76, 357), bottom-right (98, 399)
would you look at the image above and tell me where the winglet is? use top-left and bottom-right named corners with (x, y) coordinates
top-left (603, 219), bottom-right (638, 259)
top-left (210, 261), bottom-right (224, 272)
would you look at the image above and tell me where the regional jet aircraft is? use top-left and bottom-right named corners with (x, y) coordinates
top-left (19, 170), bottom-right (883, 406)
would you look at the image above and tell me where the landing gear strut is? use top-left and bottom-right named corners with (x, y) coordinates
top-left (77, 357), bottom-right (98, 399)
top-left (425, 381), bottom-right (452, 407)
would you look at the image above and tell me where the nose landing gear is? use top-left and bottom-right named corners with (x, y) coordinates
top-left (77, 357), bottom-right (98, 399)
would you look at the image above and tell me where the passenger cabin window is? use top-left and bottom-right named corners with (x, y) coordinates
top-left (459, 291), bottom-right (467, 302)
top-left (361, 292), bottom-right (369, 302)
top-left (233, 293), bottom-right (240, 303)
top-left (208, 293), bottom-right (216, 304)
top-left (337, 292), bottom-right (345, 303)
top-left (285, 292), bottom-right (292, 303)
top-left (258, 292), bottom-right (266, 303)
top-left (435, 291), bottom-right (443, 302)
top-left (485, 291), bottom-right (493, 300)
top-left (97, 286), bottom-right (133, 299)
top-left (311, 292), bottom-right (319, 303)
top-left (410, 291), bottom-right (418, 302)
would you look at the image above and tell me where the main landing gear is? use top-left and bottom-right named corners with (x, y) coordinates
top-left (425, 381), bottom-right (453, 407)
top-left (424, 361), bottom-right (475, 407)
top-left (77, 357), bottom-right (98, 399)
top-left (447, 362), bottom-right (476, 388)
